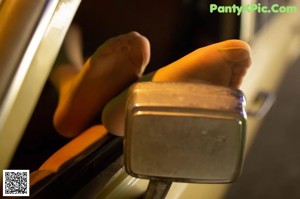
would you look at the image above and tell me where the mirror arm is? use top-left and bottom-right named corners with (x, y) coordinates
top-left (144, 179), bottom-right (172, 199)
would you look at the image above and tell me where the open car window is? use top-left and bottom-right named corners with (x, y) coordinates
top-left (0, 0), bottom-right (243, 196)
top-left (2, 0), bottom-right (299, 198)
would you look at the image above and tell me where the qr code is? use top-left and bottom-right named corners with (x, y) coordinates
top-left (2, 170), bottom-right (30, 196)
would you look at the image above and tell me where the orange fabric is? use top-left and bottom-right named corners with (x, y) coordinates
top-left (30, 170), bottom-right (53, 186)
top-left (39, 125), bottom-right (108, 172)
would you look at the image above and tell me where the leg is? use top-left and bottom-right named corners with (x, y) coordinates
top-left (51, 32), bottom-right (150, 138)
top-left (102, 40), bottom-right (252, 136)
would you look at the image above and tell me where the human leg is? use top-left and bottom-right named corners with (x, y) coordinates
top-left (102, 40), bottom-right (252, 136)
top-left (51, 32), bottom-right (150, 138)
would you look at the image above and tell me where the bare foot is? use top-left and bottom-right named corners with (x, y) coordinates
top-left (102, 40), bottom-right (251, 136)
top-left (52, 32), bottom-right (150, 137)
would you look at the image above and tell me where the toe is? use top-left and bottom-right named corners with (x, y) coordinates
top-left (127, 32), bottom-right (151, 76)
top-left (218, 40), bottom-right (251, 63)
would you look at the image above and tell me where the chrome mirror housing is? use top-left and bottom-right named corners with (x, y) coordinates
top-left (124, 82), bottom-right (247, 198)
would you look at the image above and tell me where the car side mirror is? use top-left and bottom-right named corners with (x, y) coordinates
top-left (124, 82), bottom-right (247, 199)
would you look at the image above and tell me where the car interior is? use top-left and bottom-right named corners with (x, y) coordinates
top-left (1, 0), bottom-right (299, 198)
